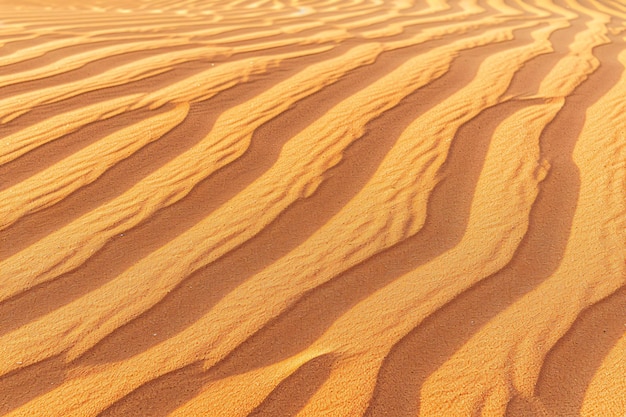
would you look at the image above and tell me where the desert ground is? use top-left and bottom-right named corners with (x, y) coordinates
top-left (0, 0), bottom-right (625, 415)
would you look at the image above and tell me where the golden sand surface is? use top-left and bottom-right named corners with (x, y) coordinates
top-left (0, 0), bottom-right (625, 415)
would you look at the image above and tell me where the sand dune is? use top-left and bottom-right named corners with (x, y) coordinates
top-left (0, 0), bottom-right (625, 416)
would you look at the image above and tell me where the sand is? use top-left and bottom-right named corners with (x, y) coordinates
top-left (0, 0), bottom-right (625, 415)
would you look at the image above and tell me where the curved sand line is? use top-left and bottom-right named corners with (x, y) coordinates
top-left (0, 0), bottom-right (624, 416)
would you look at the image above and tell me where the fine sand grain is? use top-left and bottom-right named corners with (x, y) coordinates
top-left (0, 0), bottom-right (625, 416)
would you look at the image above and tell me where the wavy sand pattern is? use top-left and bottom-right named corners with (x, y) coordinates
top-left (1, 0), bottom-right (625, 415)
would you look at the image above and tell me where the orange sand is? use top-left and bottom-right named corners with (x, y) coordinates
top-left (0, 0), bottom-right (625, 416)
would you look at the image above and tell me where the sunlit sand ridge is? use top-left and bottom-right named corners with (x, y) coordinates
top-left (0, 0), bottom-right (625, 415)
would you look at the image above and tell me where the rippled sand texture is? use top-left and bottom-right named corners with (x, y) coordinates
top-left (1, 0), bottom-right (625, 415)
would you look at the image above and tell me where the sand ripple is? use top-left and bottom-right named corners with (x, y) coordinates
top-left (0, 0), bottom-right (625, 415)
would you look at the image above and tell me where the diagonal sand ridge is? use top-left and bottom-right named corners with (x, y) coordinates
top-left (0, 0), bottom-right (624, 416)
